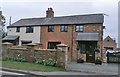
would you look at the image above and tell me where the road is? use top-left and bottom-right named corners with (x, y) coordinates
top-left (0, 70), bottom-right (119, 77)
top-left (0, 70), bottom-right (42, 77)
top-left (1, 70), bottom-right (25, 75)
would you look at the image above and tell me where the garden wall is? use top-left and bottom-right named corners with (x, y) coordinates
top-left (2, 43), bottom-right (67, 68)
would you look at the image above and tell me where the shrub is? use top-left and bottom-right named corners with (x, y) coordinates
top-left (13, 55), bottom-right (26, 62)
top-left (34, 59), bottom-right (43, 64)
top-left (42, 59), bottom-right (57, 66)
top-left (35, 58), bottom-right (57, 66)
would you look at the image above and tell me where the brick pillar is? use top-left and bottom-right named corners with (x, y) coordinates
top-left (57, 43), bottom-right (68, 69)
top-left (26, 43), bottom-right (37, 62)
top-left (2, 42), bottom-right (13, 58)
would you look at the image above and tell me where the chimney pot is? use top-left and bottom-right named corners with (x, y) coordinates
top-left (46, 8), bottom-right (54, 18)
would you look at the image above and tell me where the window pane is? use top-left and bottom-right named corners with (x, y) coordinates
top-left (26, 26), bottom-right (33, 33)
top-left (61, 25), bottom-right (68, 32)
top-left (16, 27), bottom-right (20, 32)
top-left (76, 25), bottom-right (84, 32)
top-left (48, 26), bottom-right (54, 32)
top-left (80, 26), bottom-right (83, 28)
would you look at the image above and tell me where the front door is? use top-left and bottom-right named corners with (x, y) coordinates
top-left (78, 41), bottom-right (97, 63)
top-left (86, 42), bottom-right (97, 63)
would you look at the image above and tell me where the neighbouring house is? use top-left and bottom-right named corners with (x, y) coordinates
top-left (3, 20), bottom-right (41, 45)
top-left (103, 36), bottom-right (117, 51)
top-left (4, 8), bottom-right (104, 62)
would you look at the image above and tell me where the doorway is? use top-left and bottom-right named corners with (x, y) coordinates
top-left (78, 41), bottom-right (97, 63)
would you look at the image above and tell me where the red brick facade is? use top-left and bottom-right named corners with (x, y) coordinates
top-left (40, 24), bottom-right (103, 62)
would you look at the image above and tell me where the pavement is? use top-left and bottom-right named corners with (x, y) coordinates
top-left (1, 67), bottom-right (97, 76)
top-left (66, 62), bottom-right (119, 75)
top-left (0, 63), bottom-right (119, 76)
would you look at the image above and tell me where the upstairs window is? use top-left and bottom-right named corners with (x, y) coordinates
top-left (60, 25), bottom-right (68, 32)
top-left (76, 25), bottom-right (84, 32)
top-left (16, 27), bottom-right (20, 32)
top-left (48, 26), bottom-right (54, 32)
top-left (26, 26), bottom-right (33, 33)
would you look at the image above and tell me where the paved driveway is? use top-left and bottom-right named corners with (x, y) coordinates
top-left (66, 62), bottom-right (119, 75)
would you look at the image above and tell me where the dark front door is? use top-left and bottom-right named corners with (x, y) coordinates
top-left (78, 41), bottom-right (97, 63)
top-left (86, 42), bottom-right (97, 63)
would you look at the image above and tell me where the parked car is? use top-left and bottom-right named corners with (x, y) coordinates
top-left (106, 49), bottom-right (115, 54)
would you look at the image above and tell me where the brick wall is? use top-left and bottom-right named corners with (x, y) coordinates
top-left (2, 43), bottom-right (67, 68)
top-left (40, 25), bottom-right (73, 62)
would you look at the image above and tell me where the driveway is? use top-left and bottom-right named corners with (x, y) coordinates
top-left (66, 62), bottom-right (119, 75)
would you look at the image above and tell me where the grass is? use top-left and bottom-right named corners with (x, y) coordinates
top-left (2, 60), bottom-right (65, 71)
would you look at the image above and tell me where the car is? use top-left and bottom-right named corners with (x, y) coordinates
top-left (106, 49), bottom-right (114, 53)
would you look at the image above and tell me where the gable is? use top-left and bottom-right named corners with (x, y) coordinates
top-left (103, 36), bottom-right (116, 44)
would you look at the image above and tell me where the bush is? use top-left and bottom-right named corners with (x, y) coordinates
top-left (34, 59), bottom-right (57, 66)
top-left (14, 55), bottom-right (26, 62)
top-left (2, 57), bottom-right (8, 61)
top-left (34, 59), bottom-right (43, 64)
top-left (77, 58), bottom-right (84, 63)
top-left (95, 57), bottom-right (102, 65)
top-left (2, 57), bottom-right (14, 61)
top-left (42, 59), bottom-right (57, 66)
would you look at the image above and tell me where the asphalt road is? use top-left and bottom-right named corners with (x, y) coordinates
top-left (0, 70), bottom-right (43, 77)
top-left (1, 70), bottom-right (26, 75)
top-left (0, 70), bottom-right (119, 77)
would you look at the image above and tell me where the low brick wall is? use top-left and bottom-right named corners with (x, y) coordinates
top-left (2, 43), bottom-right (66, 68)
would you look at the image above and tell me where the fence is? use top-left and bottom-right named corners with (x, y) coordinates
top-left (107, 52), bottom-right (120, 63)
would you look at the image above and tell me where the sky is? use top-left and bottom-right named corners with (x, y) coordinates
top-left (0, 0), bottom-right (119, 47)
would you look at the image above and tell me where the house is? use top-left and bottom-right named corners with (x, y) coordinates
top-left (103, 36), bottom-right (117, 51)
top-left (4, 8), bottom-right (104, 62)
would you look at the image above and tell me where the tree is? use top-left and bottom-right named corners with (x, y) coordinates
top-left (0, 10), bottom-right (6, 55)
top-left (0, 10), bottom-right (6, 38)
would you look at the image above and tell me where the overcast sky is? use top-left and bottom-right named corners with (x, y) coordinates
top-left (0, 0), bottom-right (119, 47)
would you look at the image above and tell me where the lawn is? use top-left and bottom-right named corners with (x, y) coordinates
top-left (2, 60), bottom-right (65, 71)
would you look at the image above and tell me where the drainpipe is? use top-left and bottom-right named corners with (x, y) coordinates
top-left (71, 25), bottom-right (74, 61)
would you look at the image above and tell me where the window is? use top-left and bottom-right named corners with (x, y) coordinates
top-left (60, 25), bottom-right (68, 32)
top-left (80, 44), bottom-right (86, 53)
top-left (107, 40), bottom-right (110, 42)
top-left (26, 26), bottom-right (33, 33)
top-left (48, 26), bottom-right (54, 32)
top-left (16, 27), bottom-right (20, 32)
top-left (76, 25), bottom-right (84, 32)
top-left (48, 42), bottom-right (61, 49)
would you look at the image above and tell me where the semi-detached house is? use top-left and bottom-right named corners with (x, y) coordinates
top-left (3, 8), bottom-right (104, 62)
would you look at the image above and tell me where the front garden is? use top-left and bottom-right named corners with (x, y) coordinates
top-left (2, 57), bottom-right (65, 71)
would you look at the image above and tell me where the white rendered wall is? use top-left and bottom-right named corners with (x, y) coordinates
top-left (7, 26), bottom-right (41, 46)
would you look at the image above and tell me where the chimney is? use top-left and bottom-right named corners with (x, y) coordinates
top-left (46, 8), bottom-right (54, 18)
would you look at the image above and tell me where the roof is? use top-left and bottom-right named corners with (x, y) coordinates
top-left (2, 42), bottom-right (13, 45)
top-left (8, 14), bottom-right (104, 28)
top-left (76, 32), bottom-right (99, 41)
top-left (57, 43), bottom-right (68, 47)
top-left (103, 36), bottom-right (116, 43)
top-left (2, 35), bottom-right (19, 41)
